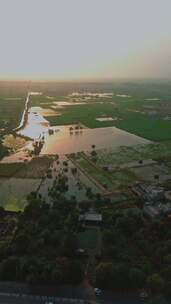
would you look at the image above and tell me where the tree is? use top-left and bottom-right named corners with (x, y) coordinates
top-left (129, 268), bottom-right (146, 289)
top-left (79, 200), bottom-right (91, 212)
top-left (147, 274), bottom-right (164, 293)
top-left (96, 262), bottom-right (114, 288)
top-left (86, 187), bottom-right (93, 199)
top-left (0, 257), bottom-right (19, 281)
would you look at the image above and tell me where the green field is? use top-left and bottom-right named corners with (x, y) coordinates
top-left (0, 156), bottom-right (54, 178)
top-left (1, 81), bottom-right (171, 142)
top-left (45, 101), bottom-right (171, 141)
top-left (97, 141), bottom-right (171, 166)
top-left (76, 155), bottom-right (137, 192)
top-left (0, 97), bottom-right (25, 132)
top-left (78, 228), bottom-right (99, 250)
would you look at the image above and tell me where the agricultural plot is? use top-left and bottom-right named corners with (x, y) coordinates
top-left (76, 155), bottom-right (137, 192)
top-left (44, 98), bottom-right (171, 141)
top-left (78, 227), bottom-right (100, 251)
top-left (97, 142), bottom-right (171, 167)
top-left (130, 164), bottom-right (171, 183)
top-left (0, 178), bottom-right (41, 211)
top-left (0, 97), bottom-right (25, 132)
top-left (0, 156), bottom-right (54, 178)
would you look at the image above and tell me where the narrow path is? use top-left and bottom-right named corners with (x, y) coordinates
top-left (14, 92), bottom-right (31, 132)
top-left (68, 155), bottom-right (108, 194)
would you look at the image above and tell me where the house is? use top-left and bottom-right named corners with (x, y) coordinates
top-left (143, 206), bottom-right (160, 218)
top-left (132, 183), bottom-right (164, 201)
top-left (79, 211), bottom-right (102, 226)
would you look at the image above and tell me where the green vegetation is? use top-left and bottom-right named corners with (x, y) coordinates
top-left (0, 97), bottom-right (25, 132)
top-left (0, 186), bottom-right (84, 285)
top-left (96, 207), bottom-right (171, 296)
top-left (3, 134), bottom-right (27, 152)
top-left (0, 156), bottom-right (54, 178)
top-left (45, 100), bottom-right (171, 141)
top-left (75, 154), bottom-right (137, 192)
top-left (0, 187), bottom-right (170, 297)
top-left (0, 137), bottom-right (9, 160)
top-left (0, 162), bottom-right (24, 177)
top-left (78, 228), bottom-right (99, 250)
top-left (97, 141), bottom-right (171, 166)
top-left (4, 197), bottom-right (27, 212)
top-left (1, 81), bottom-right (171, 298)
top-left (78, 156), bottom-right (114, 190)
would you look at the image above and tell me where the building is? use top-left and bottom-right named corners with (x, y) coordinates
top-left (79, 211), bottom-right (102, 226)
top-left (132, 183), bottom-right (164, 202)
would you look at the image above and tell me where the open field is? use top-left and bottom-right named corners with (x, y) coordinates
top-left (1, 81), bottom-right (171, 142)
top-left (3, 197), bottom-right (27, 212)
top-left (1, 81), bottom-right (171, 206)
top-left (0, 178), bottom-right (41, 210)
top-left (97, 141), bottom-right (171, 167)
top-left (44, 100), bottom-right (171, 141)
top-left (3, 134), bottom-right (27, 151)
top-left (78, 228), bottom-right (100, 250)
top-left (0, 97), bottom-right (25, 132)
top-left (73, 154), bottom-right (137, 192)
top-left (0, 156), bottom-right (54, 178)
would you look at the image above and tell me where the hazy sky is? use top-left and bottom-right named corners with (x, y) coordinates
top-left (0, 0), bottom-right (171, 80)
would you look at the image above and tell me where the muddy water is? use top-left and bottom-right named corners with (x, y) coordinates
top-left (13, 91), bottom-right (150, 155)
top-left (41, 125), bottom-right (150, 155)
top-left (38, 156), bottom-right (100, 202)
top-left (18, 111), bottom-right (50, 140)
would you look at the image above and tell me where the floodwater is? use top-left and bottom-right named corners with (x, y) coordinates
top-left (18, 109), bottom-right (50, 140)
top-left (41, 125), bottom-right (150, 155)
top-left (14, 92), bottom-right (150, 155)
top-left (69, 92), bottom-right (113, 98)
top-left (38, 156), bottom-right (100, 202)
top-left (2, 102), bottom-right (150, 163)
top-left (0, 178), bottom-right (41, 208)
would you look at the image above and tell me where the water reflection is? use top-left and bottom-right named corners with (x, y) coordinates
top-left (41, 125), bottom-right (150, 155)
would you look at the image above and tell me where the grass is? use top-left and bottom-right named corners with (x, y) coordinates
top-left (0, 163), bottom-right (24, 178)
top-left (3, 134), bottom-right (27, 152)
top-left (0, 156), bottom-right (54, 178)
top-left (4, 197), bottom-right (27, 212)
top-left (97, 141), bottom-right (171, 167)
top-left (78, 157), bottom-right (114, 190)
top-left (0, 97), bottom-right (25, 132)
top-left (1, 82), bottom-right (170, 141)
top-left (77, 155), bottom-right (137, 191)
top-left (78, 228), bottom-right (99, 250)
top-left (45, 102), bottom-right (171, 141)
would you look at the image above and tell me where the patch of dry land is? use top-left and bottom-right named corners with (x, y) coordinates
top-left (3, 134), bottom-right (27, 152)
top-left (96, 117), bottom-right (117, 122)
top-left (53, 101), bottom-right (87, 107)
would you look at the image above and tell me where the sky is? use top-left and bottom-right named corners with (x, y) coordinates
top-left (0, 0), bottom-right (171, 81)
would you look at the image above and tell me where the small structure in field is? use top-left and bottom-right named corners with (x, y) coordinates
top-left (79, 211), bottom-right (102, 226)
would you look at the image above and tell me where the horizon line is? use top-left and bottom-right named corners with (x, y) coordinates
top-left (0, 77), bottom-right (171, 83)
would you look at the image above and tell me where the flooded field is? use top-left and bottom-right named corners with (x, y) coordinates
top-left (41, 125), bottom-right (150, 155)
top-left (38, 156), bottom-right (100, 202)
top-left (0, 178), bottom-right (41, 210)
top-left (18, 109), bottom-right (50, 139)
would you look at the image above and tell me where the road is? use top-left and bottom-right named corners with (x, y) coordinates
top-left (0, 291), bottom-right (171, 304)
top-left (0, 292), bottom-right (86, 304)
top-left (0, 291), bottom-right (149, 304)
